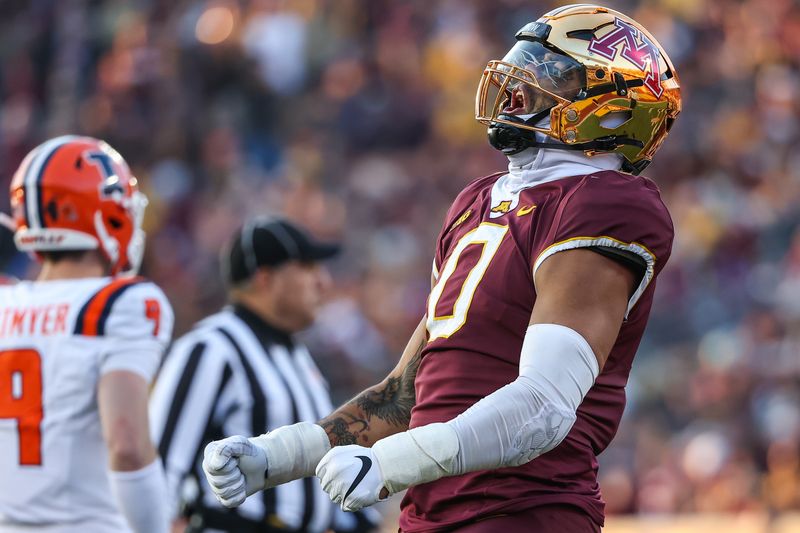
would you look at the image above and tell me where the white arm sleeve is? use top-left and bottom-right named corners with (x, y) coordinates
top-left (108, 459), bottom-right (170, 533)
top-left (372, 323), bottom-right (599, 494)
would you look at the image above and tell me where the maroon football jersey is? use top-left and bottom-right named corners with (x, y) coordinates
top-left (400, 170), bottom-right (673, 532)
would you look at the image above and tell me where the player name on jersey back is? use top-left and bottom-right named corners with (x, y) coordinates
top-left (0, 303), bottom-right (70, 338)
top-left (0, 277), bottom-right (173, 530)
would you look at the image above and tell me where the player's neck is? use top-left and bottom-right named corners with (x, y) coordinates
top-left (37, 256), bottom-right (109, 281)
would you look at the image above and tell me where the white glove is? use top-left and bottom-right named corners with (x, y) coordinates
top-left (202, 436), bottom-right (267, 508)
top-left (316, 445), bottom-right (387, 512)
top-left (203, 422), bottom-right (330, 508)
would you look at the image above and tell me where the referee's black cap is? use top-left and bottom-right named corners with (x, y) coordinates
top-left (224, 217), bottom-right (340, 284)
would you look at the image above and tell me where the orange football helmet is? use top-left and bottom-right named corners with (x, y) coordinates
top-left (476, 4), bottom-right (681, 174)
top-left (9, 136), bottom-right (147, 275)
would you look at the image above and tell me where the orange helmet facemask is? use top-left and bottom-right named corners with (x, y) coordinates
top-left (9, 135), bottom-right (148, 276)
top-left (476, 4), bottom-right (681, 174)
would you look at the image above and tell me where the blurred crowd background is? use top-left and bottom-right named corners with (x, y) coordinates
top-left (1, 0), bottom-right (799, 526)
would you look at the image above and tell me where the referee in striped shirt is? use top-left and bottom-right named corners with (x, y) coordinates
top-left (150, 217), bottom-right (378, 533)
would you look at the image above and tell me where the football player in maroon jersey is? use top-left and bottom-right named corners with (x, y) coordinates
top-left (203, 5), bottom-right (681, 532)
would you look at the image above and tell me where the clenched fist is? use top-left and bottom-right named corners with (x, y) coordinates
top-left (316, 446), bottom-right (388, 512)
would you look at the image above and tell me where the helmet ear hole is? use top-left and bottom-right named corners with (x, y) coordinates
top-left (107, 217), bottom-right (124, 230)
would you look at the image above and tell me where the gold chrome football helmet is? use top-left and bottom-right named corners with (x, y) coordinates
top-left (476, 4), bottom-right (681, 174)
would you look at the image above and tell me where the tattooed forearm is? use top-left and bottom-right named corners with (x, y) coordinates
top-left (355, 342), bottom-right (422, 427)
top-left (318, 338), bottom-right (425, 447)
top-left (356, 377), bottom-right (413, 427)
top-left (320, 412), bottom-right (370, 446)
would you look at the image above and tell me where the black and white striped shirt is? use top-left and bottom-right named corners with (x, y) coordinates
top-left (150, 304), bottom-right (375, 533)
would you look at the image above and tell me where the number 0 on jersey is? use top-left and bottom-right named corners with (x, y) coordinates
top-left (427, 223), bottom-right (509, 340)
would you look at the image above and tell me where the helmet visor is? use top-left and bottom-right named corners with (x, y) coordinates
top-left (477, 41), bottom-right (586, 123)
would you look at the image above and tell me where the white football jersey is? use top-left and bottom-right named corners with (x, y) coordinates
top-left (0, 276), bottom-right (173, 532)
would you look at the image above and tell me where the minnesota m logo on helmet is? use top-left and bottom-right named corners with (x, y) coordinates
top-left (475, 4), bottom-right (681, 174)
top-left (588, 18), bottom-right (663, 98)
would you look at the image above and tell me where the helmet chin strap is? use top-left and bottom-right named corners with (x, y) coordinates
top-left (487, 112), bottom-right (550, 155)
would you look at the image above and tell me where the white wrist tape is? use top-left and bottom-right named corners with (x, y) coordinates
top-left (250, 421), bottom-right (330, 488)
top-left (372, 423), bottom-right (460, 494)
top-left (108, 459), bottom-right (169, 533)
top-left (372, 324), bottom-right (599, 492)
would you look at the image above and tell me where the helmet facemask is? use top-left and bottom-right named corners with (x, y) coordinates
top-left (477, 40), bottom-right (586, 154)
top-left (95, 180), bottom-right (148, 277)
